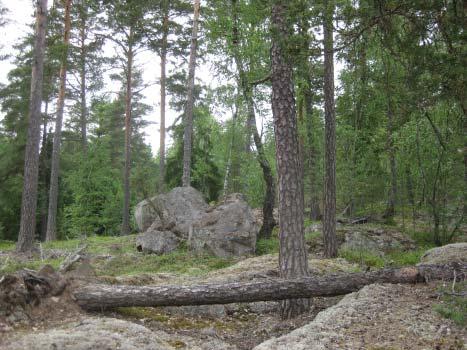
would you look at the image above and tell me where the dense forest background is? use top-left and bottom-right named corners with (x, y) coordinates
top-left (0, 0), bottom-right (464, 246)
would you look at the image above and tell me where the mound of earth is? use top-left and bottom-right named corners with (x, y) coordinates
top-left (253, 283), bottom-right (466, 350)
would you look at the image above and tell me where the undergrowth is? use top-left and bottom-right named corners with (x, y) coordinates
top-left (434, 281), bottom-right (467, 327)
top-left (0, 235), bottom-right (235, 277)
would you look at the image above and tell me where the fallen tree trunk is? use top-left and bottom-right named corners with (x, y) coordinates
top-left (73, 263), bottom-right (466, 310)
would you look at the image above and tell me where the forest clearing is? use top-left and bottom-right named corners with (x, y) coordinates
top-left (0, 0), bottom-right (465, 349)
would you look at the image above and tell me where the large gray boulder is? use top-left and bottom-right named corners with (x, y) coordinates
top-left (2, 317), bottom-right (173, 350)
top-left (190, 194), bottom-right (258, 258)
top-left (419, 243), bottom-right (467, 265)
top-left (136, 230), bottom-right (180, 255)
top-left (340, 227), bottom-right (416, 255)
top-left (134, 187), bottom-right (208, 235)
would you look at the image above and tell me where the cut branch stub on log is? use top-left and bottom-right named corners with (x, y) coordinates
top-left (73, 263), bottom-right (466, 311)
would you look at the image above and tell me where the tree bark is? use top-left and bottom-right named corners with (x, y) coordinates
top-left (73, 263), bottom-right (466, 310)
top-left (79, 3), bottom-right (88, 153)
top-left (182, 0), bottom-right (200, 187)
top-left (303, 80), bottom-right (321, 221)
top-left (46, 0), bottom-right (72, 242)
top-left (159, 0), bottom-right (169, 192)
top-left (271, 1), bottom-right (309, 319)
top-left (323, 0), bottom-right (337, 258)
top-left (222, 105), bottom-right (238, 198)
top-left (231, 0), bottom-right (276, 239)
top-left (39, 102), bottom-right (49, 242)
top-left (383, 57), bottom-right (397, 221)
top-left (17, 0), bottom-right (49, 252)
top-left (122, 28), bottom-right (134, 236)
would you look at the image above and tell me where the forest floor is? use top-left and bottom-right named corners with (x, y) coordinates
top-left (0, 221), bottom-right (466, 349)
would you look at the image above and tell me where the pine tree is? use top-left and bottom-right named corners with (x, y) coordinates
top-left (46, 0), bottom-right (72, 241)
top-left (16, 0), bottom-right (48, 252)
top-left (271, 0), bottom-right (309, 319)
top-left (323, 0), bottom-right (337, 258)
top-left (182, 0), bottom-right (201, 187)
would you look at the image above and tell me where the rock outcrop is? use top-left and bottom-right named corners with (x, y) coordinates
top-left (419, 242), bottom-right (467, 265)
top-left (340, 226), bottom-right (416, 255)
top-left (190, 194), bottom-right (258, 258)
top-left (2, 317), bottom-right (238, 350)
top-left (136, 189), bottom-right (258, 258)
top-left (2, 317), bottom-right (173, 350)
top-left (253, 283), bottom-right (466, 350)
top-left (134, 187), bottom-right (208, 235)
top-left (136, 230), bottom-right (180, 255)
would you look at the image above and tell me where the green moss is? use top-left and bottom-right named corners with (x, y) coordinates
top-left (116, 307), bottom-right (170, 322)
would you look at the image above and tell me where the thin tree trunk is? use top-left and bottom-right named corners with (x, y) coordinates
top-left (79, 4), bottom-right (87, 153)
top-left (231, 0), bottom-right (276, 238)
top-left (222, 105), bottom-right (237, 198)
top-left (303, 81), bottom-right (321, 221)
top-left (45, 0), bottom-right (72, 242)
top-left (39, 102), bottom-right (49, 242)
top-left (271, 1), bottom-right (309, 319)
top-left (122, 28), bottom-right (134, 236)
top-left (323, 0), bottom-right (337, 258)
top-left (73, 264), bottom-right (466, 310)
top-left (383, 58), bottom-right (397, 221)
top-left (406, 166), bottom-right (416, 229)
top-left (17, 0), bottom-right (48, 252)
top-left (182, 0), bottom-right (200, 187)
top-left (159, 0), bottom-right (168, 192)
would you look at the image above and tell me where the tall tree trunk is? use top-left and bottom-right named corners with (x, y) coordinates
top-left (460, 102), bottom-right (467, 218)
top-left (303, 80), bottom-right (321, 221)
top-left (122, 28), bottom-right (134, 236)
top-left (79, 3), bottom-right (87, 153)
top-left (182, 0), bottom-right (200, 187)
top-left (383, 58), bottom-right (397, 221)
top-left (45, 0), bottom-right (72, 242)
top-left (323, 0), bottom-right (337, 258)
top-left (17, 0), bottom-right (48, 252)
top-left (271, 1), bottom-right (309, 319)
top-left (231, 0), bottom-right (276, 238)
top-left (159, 0), bottom-right (168, 192)
top-left (39, 102), bottom-right (49, 242)
top-left (222, 105), bottom-right (238, 198)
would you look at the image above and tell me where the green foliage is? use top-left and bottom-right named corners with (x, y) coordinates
top-left (63, 144), bottom-right (123, 237)
top-left (434, 282), bottom-right (467, 327)
top-left (338, 246), bottom-right (428, 269)
top-left (0, 240), bottom-right (15, 251)
top-left (339, 248), bottom-right (385, 269)
top-left (256, 235), bottom-right (279, 255)
top-left (165, 104), bottom-right (223, 202)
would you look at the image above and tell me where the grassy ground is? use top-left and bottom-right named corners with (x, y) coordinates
top-left (0, 235), bottom-right (236, 277)
top-left (0, 222), bottom-right (451, 276)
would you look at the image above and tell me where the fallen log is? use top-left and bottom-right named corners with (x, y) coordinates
top-left (73, 263), bottom-right (466, 310)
